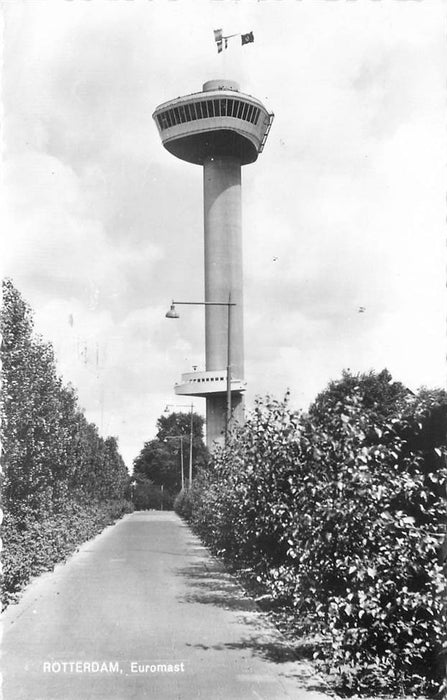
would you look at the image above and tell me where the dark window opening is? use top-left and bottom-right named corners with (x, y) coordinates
top-left (166, 110), bottom-right (174, 127)
top-left (172, 107), bottom-right (181, 124)
top-left (156, 99), bottom-right (262, 130)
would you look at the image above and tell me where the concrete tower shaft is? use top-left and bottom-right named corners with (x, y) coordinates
top-left (204, 155), bottom-right (243, 379)
top-left (204, 154), bottom-right (244, 442)
top-left (153, 80), bottom-right (273, 446)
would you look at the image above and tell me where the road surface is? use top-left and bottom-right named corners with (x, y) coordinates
top-left (1, 511), bottom-right (330, 699)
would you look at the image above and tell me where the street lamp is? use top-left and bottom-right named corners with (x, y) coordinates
top-left (165, 297), bottom-right (236, 444)
top-left (164, 434), bottom-right (185, 491)
top-left (165, 402), bottom-right (195, 488)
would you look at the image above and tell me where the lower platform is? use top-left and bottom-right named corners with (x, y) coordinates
top-left (174, 370), bottom-right (247, 397)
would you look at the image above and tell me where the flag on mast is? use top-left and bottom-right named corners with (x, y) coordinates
top-left (213, 29), bottom-right (254, 53)
top-left (241, 31), bottom-right (254, 46)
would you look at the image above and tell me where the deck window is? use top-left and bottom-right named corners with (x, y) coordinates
top-left (173, 107), bottom-right (181, 125)
top-left (179, 105), bottom-right (187, 123)
top-left (166, 110), bottom-right (174, 127)
top-left (157, 98), bottom-right (263, 130)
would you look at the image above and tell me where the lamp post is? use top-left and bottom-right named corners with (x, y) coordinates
top-left (165, 402), bottom-right (195, 488)
top-left (165, 435), bottom-right (185, 490)
top-left (165, 297), bottom-right (236, 444)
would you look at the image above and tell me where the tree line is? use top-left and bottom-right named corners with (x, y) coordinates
top-left (1, 280), bottom-right (132, 607)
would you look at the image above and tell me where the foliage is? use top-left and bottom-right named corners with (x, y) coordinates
top-left (2, 498), bottom-right (133, 609)
top-left (155, 411), bottom-right (205, 443)
top-left (309, 368), bottom-right (410, 423)
top-left (174, 486), bottom-right (201, 521)
top-left (133, 411), bottom-right (208, 499)
top-left (1, 280), bottom-right (132, 607)
top-left (179, 371), bottom-right (447, 696)
top-left (132, 475), bottom-right (174, 510)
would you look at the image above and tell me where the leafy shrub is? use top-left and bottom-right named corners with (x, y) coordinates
top-left (174, 488), bottom-right (193, 519)
top-left (2, 498), bottom-right (133, 609)
top-left (181, 374), bottom-right (447, 696)
top-left (133, 477), bottom-right (174, 510)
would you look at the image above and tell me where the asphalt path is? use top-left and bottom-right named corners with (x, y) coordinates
top-left (1, 511), bottom-right (330, 699)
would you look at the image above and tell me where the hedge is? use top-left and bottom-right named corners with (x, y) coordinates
top-left (176, 378), bottom-right (447, 696)
top-left (1, 280), bottom-right (133, 609)
top-left (2, 499), bottom-right (133, 609)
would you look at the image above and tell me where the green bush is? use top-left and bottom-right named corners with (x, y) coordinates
top-left (133, 478), bottom-right (174, 510)
top-left (174, 488), bottom-right (192, 519)
top-left (182, 375), bottom-right (447, 696)
top-left (2, 498), bottom-right (133, 609)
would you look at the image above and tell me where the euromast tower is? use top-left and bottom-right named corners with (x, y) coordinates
top-left (153, 79), bottom-right (273, 446)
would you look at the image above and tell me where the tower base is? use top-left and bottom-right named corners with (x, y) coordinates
top-left (206, 394), bottom-right (244, 448)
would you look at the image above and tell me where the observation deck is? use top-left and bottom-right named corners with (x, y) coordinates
top-left (174, 370), bottom-right (247, 398)
top-left (152, 80), bottom-right (273, 166)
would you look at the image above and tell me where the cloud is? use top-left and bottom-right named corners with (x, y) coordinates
top-left (3, 150), bottom-right (163, 310)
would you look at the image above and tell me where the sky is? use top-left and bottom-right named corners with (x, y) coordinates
top-left (2, 0), bottom-right (446, 468)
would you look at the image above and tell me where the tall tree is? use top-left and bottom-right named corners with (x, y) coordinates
top-left (309, 368), bottom-right (410, 424)
top-left (156, 411), bottom-right (205, 442)
top-left (133, 411), bottom-right (208, 495)
top-left (0, 279), bottom-right (130, 514)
